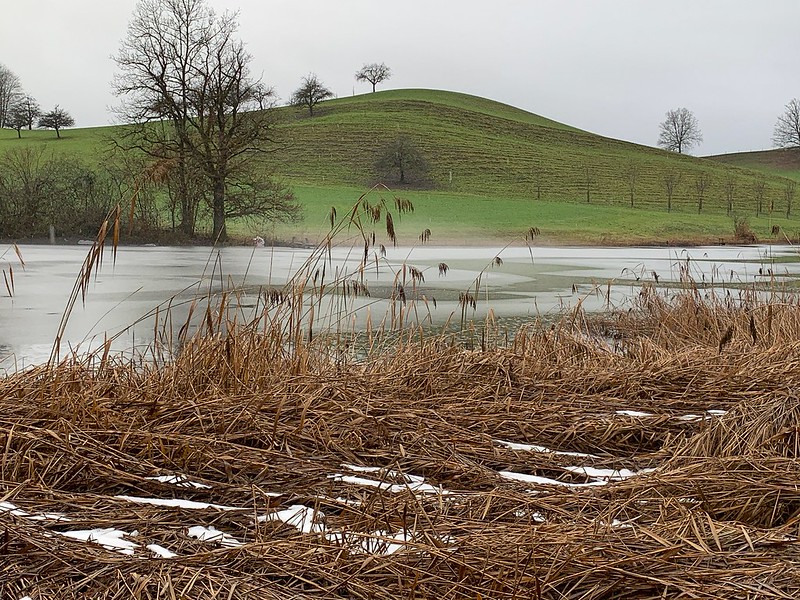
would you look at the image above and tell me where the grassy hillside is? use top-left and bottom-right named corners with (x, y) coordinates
top-left (2, 89), bottom-right (799, 244)
top-left (707, 147), bottom-right (800, 182)
top-left (270, 90), bottom-right (794, 212)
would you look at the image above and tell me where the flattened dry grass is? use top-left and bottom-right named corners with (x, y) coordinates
top-left (2, 284), bottom-right (800, 599)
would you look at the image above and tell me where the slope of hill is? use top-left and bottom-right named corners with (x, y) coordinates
top-left (707, 148), bottom-right (800, 182)
top-left (2, 89), bottom-right (798, 244)
top-left (269, 89), bottom-right (795, 218)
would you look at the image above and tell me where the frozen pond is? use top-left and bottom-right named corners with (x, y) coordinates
top-left (1, 243), bottom-right (798, 370)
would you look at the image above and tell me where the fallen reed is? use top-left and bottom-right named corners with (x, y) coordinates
top-left (2, 278), bottom-right (800, 598)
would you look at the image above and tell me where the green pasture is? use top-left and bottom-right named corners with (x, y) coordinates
top-left (2, 88), bottom-right (799, 245)
top-left (224, 184), bottom-right (797, 247)
top-left (0, 125), bottom-right (111, 162)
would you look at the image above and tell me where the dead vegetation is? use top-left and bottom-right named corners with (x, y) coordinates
top-left (2, 279), bottom-right (800, 598)
top-left (2, 190), bottom-right (800, 597)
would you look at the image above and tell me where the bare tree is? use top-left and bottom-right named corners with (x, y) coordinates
top-left (663, 169), bottom-right (681, 212)
top-left (694, 172), bottom-right (711, 213)
top-left (375, 136), bottom-right (428, 184)
top-left (38, 105), bottom-right (74, 138)
top-left (773, 98), bottom-right (800, 148)
top-left (19, 94), bottom-right (41, 130)
top-left (0, 63), bottom-right (22, 128)
top-left (113, 0), bottom-right (297, 241)
top-left (291, 74), bottom-right (333, 116)
top-left (786, 180), bottom-right (796, 218)
top-left (624, 161), bottom-right (639, 207)
top-left (657, 107), bottom-right (703, 154)
top-left (355, 63), bottom-right (392, 93)
top-left (6, 101), bottom-right (28, 138)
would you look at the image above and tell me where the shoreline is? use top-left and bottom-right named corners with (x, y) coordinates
top-left (2, 232), bottom-right (791, 250)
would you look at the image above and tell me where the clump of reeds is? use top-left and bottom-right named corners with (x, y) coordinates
top-left (3, 284), bottom-right (800, 598)
top-left (5, 191), bottom-right (800, 598)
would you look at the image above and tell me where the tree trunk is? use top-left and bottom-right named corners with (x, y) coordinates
top-left (177, 154), bottom-right (195, 237)
top-left (55, 127), bottom-right (60, 139)
top-left (212, 177), bottom-right (226, 242)
top-left (372, 82), bottom-right (376, 92)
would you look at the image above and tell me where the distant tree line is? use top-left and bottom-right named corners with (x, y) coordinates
top-left (0, 147), bottom-right (164, 239)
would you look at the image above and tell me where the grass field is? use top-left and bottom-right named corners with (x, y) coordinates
top-left (2, 89), bottom-right (798, 245)
top-left (243, 184), bottom-right (798, 246)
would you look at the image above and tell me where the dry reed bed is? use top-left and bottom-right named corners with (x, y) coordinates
top-left (2, 290), bottom-right (800, 599)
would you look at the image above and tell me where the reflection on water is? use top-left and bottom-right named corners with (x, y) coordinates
top-left (1, 243), bottom-right (798, 370)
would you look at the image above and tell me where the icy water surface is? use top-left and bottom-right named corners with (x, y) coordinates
top-left (1, 243), bottom-right (797, 369)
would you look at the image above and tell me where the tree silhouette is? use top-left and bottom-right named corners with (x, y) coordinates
top-left (291, 74), bottom-right (333, 116)
top-left (355, 63), bottom-right (392, 92)
top-left (657, 108), bottom-right (702, 154)
top-left (375, 136), bottom-right (429, 185)
top-left (773, 98), bottom-right (800, 148)
top-left (38, 106), bottom-right (74, 138)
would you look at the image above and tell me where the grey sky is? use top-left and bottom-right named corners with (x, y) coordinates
top-left (2, 0), bottom-right (797, 155)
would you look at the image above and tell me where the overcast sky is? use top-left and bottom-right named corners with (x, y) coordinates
top-left (2, 1), bottom-right (797, 155)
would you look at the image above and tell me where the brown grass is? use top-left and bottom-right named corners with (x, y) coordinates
top-left (2, 279), bottom-right (800, 598)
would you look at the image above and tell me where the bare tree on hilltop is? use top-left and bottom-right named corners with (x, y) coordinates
top-left (38, 106), bottom-right (75, 138)
top-left (657, 107), bottom-right (703, 154)
top-left (0, 63), bottom-right (22, 128)
top-left (291, 74), bottom-right (333, 116)
top-left (355, 63), bottom-right (392, 92)
top-left (773, 98), bottom-right (800, 148)
top-left (20, 94), bottom-right (41, 130)
top-left (6, 102), bottom-right (28, 137)
top-left (113, 0), bottom-right (297, 241)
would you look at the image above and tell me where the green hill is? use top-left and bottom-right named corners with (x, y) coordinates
top-left (707, 148), bottom-right (800, 182)
top-left (2, 89), bottom-right (798, 244)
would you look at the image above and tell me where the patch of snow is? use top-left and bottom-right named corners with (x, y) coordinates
top-left (676, 410), bottom-right (726, 422)
top-left (145, 474), bottom-right (212, 489)
top-left (59, 528), bottom-right (139, 555)
top-left (498, 471), bottom-right (607, 488)
top-left (259, 504), bottom-right (324, 534)
top-left (260, 503), bottom-right (454, 556)
top-left (0, 501), bottom-right (70, 522)
top-left (494, 439), bottom-right (599, 458)
top-left (115, 495), bottom-right (242, 511)
top-left (341, 464), bottom-right (383, 473)
top-left (676, 414), bottom-right (703, 422)
top-left (615, 410), bottom-right (654, 418)
top-left (187, 525), bottom-right (242, 547)
top-left (147, 543), bottom-right (178, 558)
top-left (328, 473), bottom-right (452, 496)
